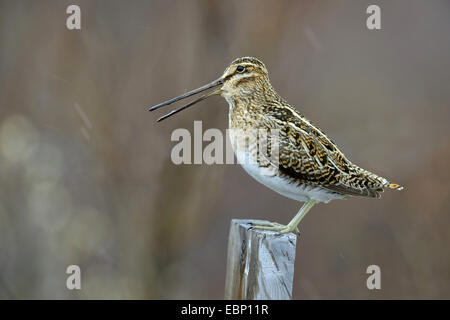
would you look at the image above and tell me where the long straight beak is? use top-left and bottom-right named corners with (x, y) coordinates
top-left (148, 78), bottom-right (223, 121)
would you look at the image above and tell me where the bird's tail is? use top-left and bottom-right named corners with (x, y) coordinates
top-left (388, 183), bottom-right (404, 191)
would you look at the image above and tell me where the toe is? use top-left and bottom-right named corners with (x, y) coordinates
top-left (279, 227), bottom-right (300, 236)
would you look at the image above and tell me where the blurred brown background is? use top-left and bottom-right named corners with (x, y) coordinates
top-left (0, 0), bottom-right (449, 299)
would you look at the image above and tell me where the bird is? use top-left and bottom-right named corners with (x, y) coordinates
top-left (148, 56), bottom-right (403, 235)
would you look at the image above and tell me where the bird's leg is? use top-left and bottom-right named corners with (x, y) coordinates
top-left (282, 199), bottom-right (316, 234)
top-left (250, 199), bottom-right (316, 236)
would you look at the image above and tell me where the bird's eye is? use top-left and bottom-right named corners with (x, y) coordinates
top-left (236, 65), bottom-right (245, 73)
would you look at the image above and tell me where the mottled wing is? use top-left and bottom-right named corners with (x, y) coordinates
top-left (264, 106), bottom-right (388, 198)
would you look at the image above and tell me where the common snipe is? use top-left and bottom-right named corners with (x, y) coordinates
top-left (149, 57), bottom-right (403, 235)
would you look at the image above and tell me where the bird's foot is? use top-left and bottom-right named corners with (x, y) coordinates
top-left (249, 221), bottom-right (300, 236)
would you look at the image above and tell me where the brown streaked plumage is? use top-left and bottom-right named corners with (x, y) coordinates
top-left (149, 56), bottom-right (403, 235)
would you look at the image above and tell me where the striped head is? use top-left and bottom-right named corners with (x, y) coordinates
top-left (220, 57), bottom-right (270, 100)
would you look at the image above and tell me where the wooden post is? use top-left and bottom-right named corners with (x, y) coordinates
top-left (224, 219), bottom-right (297, 300)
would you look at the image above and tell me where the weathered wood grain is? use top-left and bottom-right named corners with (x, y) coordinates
top-left (224, 219), bottom-right (297, 300)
